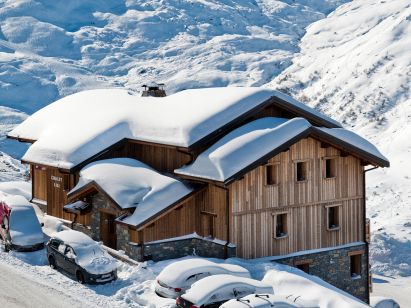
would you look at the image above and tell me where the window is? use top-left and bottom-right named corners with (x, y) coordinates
top-left (296, 161), bottom-right (307, 182)
top-left (324, 158), bottom-right (337, 178)
top-left (266, 164), bottom-right (279, 185)
top-left (327, 205), bottom-right (340, 230)
top-left (65, 246), bottom-right (76, 259)
top-left (296, 262), bottom-right (310, 274)
top-left (274, 213), bottom-right (288, 238)
top-left (201, 211), bottom-right (216, 238)
top-left (350, 254), bottom-right (362, 279)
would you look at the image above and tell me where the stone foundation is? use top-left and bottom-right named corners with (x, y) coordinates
top-left (273, 243), bottom-right (369, 303)
top-left (143, 237), bottom-right (236, 261)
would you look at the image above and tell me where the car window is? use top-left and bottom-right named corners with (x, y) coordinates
top-left (186, 272), bottom-right (209, 283)
top-left (233, 286), bottom-right (255, 298)
top-left (58, 243), bottom-right (66, 254)
top-left (65, 246), bottom-right (76, 259)
top-left (50, 239), bottom-right (59, 249)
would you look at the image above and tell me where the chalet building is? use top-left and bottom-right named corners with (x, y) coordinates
top-left (8, 86), bottom-right (389, 302)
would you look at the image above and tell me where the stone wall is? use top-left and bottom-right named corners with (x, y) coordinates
top-left (143, 237), bottom-right (236, 261)
top-left (116, 223), bottom-right (141, 258)
top-left (274, 243), bottom-right (369, 303)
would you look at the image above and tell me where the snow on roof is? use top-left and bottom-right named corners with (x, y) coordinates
top-left (70, 158), bottom-right (193, 226)
top-left (175, 117), bottom-right (389, 182)
top-left (9, 87), bottom-right (340, 169)
top-left (316, 127), bottom-right (389, 164)
top-left (182, 274), bottom-right (273, 305)
top-left (175, 117), bottom-right (311, 182)
top-left (52, 230), bottom-right (96, 247)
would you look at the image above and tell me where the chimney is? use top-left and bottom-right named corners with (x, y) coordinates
top-left (141, 82), bottom-right (166, 97)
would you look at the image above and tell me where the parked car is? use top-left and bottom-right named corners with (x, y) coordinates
top-left (155, 258), bottom-right (250, 298)
top-left (0, 195), bottom-right (45, 252)
top-left (176, 274), bottom-right (274, 308)
top-left (220, 294), bottom-right (311, 308)
top-left (47, 230), bottom-right (118, 284)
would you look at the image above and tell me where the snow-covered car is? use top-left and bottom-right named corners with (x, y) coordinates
top-left (46, 230), bottom-right (118, 284)
top-left (176, 274), bottom-right (274, 308)
top-left (0, 195), bottom-right (45, 252)
top-left (220, 294), bottom-right (308, 308)
top-left (155, 259), bottom-right (250, 298)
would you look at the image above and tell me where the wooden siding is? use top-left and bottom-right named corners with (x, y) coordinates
top-left (229, 137), bottom-right (365, 259)
top-left (140, 184), bottom-right (229, 243)
top-left (142, 190), bottom-right (204, 242)
top-left (31, 164), bottom-right (90, 225)
top-left (32, 165), bottom-right (47, 201)
top-left (99, 140), bottom-right (192, 173)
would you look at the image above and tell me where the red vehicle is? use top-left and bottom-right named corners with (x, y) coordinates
top-left (0, 195), bottom-right (45, 252)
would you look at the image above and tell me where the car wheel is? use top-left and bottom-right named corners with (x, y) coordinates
top-left (76, 271), bottom-right (85, 284)
top-left (48, 256), bottom-right (56, 269)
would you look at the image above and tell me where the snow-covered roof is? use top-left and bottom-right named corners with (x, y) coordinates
top-left (182, 274), bottom-right (273, 306)
top-left (175, 117), bottom-right (389, 183)
top-left (68, 158), bottom-right (194, 227)
top-left (8, 87), bottom-right (341, 169)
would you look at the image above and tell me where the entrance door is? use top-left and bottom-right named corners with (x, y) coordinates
top-left (100, 212), bottom-right (117, 249)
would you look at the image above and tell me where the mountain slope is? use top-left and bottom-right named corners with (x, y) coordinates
top-left (0, 0), bottom-right (348, 179)
top-left (272, 0), bottom-right (411, 276)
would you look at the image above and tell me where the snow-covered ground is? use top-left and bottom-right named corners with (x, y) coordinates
top-left (0, 245), bottom-right (375, 308)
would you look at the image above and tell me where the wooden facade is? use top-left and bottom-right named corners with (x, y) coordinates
top-left (229, 137), bottom-right (364, 258)
top-left (24, 100), bottom-right (378, 262)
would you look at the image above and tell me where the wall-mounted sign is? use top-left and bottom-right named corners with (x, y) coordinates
top-left (51, 175), bottom-right (63, 188)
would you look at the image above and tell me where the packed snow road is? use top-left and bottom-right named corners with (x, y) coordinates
top-left (0, 262), bottom-right (97, 308)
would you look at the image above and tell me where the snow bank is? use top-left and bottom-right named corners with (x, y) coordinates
top-left (0, 181), bottom-right (31, 200)
top-left (263, 267), bottom-right (369, 308)
top-left (176, 117), bottom-right (388, 182)
top-left (71, 158), bottom-right (192, 227)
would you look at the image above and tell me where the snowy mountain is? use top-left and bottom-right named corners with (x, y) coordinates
top-left (0, 0), bottom-right (410, 289)
top-left (272, 0), bottom-right (411, 277)
top-left (0, 0), bottom-right (348, 179)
